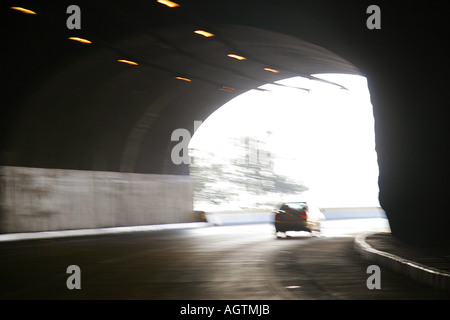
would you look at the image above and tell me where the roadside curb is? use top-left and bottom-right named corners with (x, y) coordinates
top-left (354, 233), bottom-right (450, 292)
top-left (0, 222), bottom-right (210, 243)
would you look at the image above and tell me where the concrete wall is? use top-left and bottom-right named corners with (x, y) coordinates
top-left (0, 166), bottom-right (194, 233)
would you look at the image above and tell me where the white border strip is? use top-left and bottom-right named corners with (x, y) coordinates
top-left (0, 222), bottom-right (209, 242)
top-left (354, 233), bottom-right (450, 292)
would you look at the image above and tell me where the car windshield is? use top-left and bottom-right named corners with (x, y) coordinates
top-left (281, 202), bottom-right (307, 211)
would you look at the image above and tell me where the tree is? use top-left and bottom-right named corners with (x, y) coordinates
top-left (189, 134), bottom-right (308, 209)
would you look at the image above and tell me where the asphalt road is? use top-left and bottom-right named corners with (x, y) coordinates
top-left (0, 219), bottom-right (449, 300)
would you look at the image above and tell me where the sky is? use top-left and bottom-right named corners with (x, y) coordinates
top-left (189, 73), bottom-right (381, 208)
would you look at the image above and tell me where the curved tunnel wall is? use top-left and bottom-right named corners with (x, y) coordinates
top-left (2, 1), bottom-right (448, 244)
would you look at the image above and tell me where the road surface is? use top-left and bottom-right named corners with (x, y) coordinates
top-left (0, 218), bottom-right (448, 300)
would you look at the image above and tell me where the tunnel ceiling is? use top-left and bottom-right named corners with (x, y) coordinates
top-left (3, 0), bottom-right (366, 174)
top-left (4, 0), bottom-right (446, 173)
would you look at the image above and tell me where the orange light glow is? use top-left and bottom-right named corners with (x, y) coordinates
top-left (69, 37), bottom-right (92, 44)
top-left (10, 7), bottom-right (36, 14)
top-left (175, 77), bottom-right (192, 82)
top-left (117, 59), bottom-right (138, 66)
top-left (157, 0), bottom-right (180, 8)
top-left (194, 30), bottom-right (215, 38)
top-left (264, 68), bottom-right (279, 73)
top-left (227, 54), bottom-right (246, 61)
top-left (220, 86), bottom-right (235, 92)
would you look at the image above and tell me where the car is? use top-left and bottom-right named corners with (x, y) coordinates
top-left (273, 201), bottom-right (324, 237)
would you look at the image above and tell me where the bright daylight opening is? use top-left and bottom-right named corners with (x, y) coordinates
top-left (189, 74), bottom-right (381, 217)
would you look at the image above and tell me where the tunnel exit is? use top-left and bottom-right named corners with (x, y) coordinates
top-left (189, 73), bottom-right (381, 216)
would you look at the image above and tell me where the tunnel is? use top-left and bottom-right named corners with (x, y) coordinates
top-left (1, 1), bottom-right (449, 245)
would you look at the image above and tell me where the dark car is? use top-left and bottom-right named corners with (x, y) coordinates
top-left (274, 201), bottom-right (323, 237)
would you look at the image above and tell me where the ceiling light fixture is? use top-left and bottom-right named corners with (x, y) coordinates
top-left (227, 54), bottom-right (246, 61)
top-left (175, 76), bottom-right (192, 82)
top-left (194, 30), bottom-right (215, 38)
top-left (264, 68), bottom-right (279, 73)
top-left (157, 0), bottom-right (180, 8)
top-left (10, 7), bottom-right (36, 14)
top-left (117, 59), bottom-right (138, 66)
top-left (68, 37), bottom-right (92, 44)
top-left (220, 86), bottom-right (235, 92)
